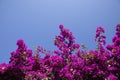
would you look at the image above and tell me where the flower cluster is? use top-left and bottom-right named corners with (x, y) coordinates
top-left (0, 24), bottom-right (120, 80)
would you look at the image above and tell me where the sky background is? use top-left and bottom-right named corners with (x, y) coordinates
top-left (0, 0), bottom-right (120, 63)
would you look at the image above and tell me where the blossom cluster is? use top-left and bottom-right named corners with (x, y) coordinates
top-left (0, 24), bottom-right (120, 80)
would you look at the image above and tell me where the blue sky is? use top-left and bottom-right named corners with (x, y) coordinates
top-left (0, 0), bottom-right (120, 63)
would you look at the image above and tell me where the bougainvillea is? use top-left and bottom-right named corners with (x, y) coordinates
top-left (0, 24), bottom-right (120, 80)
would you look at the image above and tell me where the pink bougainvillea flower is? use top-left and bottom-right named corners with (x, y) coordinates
top-left (0, 63), bottom-right (9, 74)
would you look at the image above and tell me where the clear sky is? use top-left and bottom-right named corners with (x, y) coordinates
top-left (0, 0), bottom-right (120, 63)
